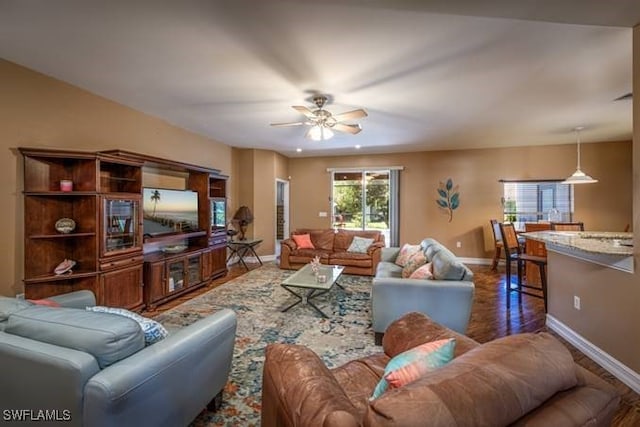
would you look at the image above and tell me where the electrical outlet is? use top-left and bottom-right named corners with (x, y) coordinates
top-left (574, 296), bottom-right (581, 310)
top-left (318, 211), bottom-right (327, 217)
top-left (456, 241), bottom-right (462, 248)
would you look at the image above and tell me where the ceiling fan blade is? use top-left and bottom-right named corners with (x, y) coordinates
top-left (292, 105), bottom-right (317, 119)
top-left (270, 121), bottom-right (306, 127)
top-left (332, 109), bottom-right (368, 122)
top-left (332, 123), bottom-right (362, 135)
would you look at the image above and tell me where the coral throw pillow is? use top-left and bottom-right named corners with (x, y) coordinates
top-left (409, 262), bottom-right (434, 280)
top-left (401, 251), bottom-right (427, 278)
top-left (292, 234), bottom-right (315, 249)
top-left (370, 338), bottom-right (456, 400)
top-left (28, 299), bottom-right (61, 307)
top-left (395, 244), bottom-right (421, 267)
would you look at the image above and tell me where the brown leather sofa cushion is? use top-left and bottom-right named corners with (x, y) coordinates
top-left (262, 344), bottom-right (360, 427)
top-left (382, 311), bottom-right (479, 359)
top-left (329, 252), bottom-right (373, 268)
top-left (365, 332), bottom-right (578, 426)
top-left (334, 229), bottom-right (383, 252)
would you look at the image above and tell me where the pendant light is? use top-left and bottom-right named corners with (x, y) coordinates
top-left (562, 126), bottom-right (598, 184)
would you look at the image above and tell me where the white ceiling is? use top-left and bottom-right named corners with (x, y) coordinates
top-left (1, 0), bottom-right (638, 157)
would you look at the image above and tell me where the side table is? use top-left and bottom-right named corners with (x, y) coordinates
top-left (227, 238), bottom-right (263, 270)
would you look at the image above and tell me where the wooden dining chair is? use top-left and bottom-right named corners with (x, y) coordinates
top-left (550, 222), bottom-right (584, 231)
top-left (500, 222), bottom-right (548, 312)
top-left (489, 219), bottom-right (504, 271)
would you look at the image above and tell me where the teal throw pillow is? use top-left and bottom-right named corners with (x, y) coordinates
top-left (87, 306), bottom-right (169, 345)
top-left (370, 338), bottom-right (456, 400)
top-left (347, 236), bottom-right (375, 253)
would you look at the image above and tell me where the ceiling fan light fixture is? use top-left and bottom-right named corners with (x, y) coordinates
top-left (308, 125), bottom-right (334, 141)
top-left (562, 126), bottom-right (598, 185)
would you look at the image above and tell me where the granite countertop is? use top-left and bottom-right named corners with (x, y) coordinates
top-left (522, 231), bottom-right (634, 256)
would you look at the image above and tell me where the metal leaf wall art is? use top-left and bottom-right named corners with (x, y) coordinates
top-left (436, 178), bottom-right (460, 222)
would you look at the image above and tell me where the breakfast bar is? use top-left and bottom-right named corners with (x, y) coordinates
top-left (520, 230), bottom-right (639, 393)
top-left (522, 231), bottom-right (634, 273)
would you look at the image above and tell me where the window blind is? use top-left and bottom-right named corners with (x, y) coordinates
top-left (502, 181), bottom-right (573, 228)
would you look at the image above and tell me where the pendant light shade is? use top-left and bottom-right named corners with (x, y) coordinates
top-left (562, 127), bottom-right (598, 185)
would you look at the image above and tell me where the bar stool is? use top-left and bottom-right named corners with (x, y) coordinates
top-left (489, 219), bottom-right (503, 271)
top-left (500, 222), bottom-right (548, 312)
top-left (550, 222), bottom-right (584, 231)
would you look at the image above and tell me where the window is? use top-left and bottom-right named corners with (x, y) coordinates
top-left (329, 167), bottom-right (402, 246)
top-left (502, 180), bottom-right (573, 229)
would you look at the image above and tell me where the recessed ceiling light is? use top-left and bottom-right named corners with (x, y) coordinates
top-left (296, 148), bottom-right (302, 153)
top-left (355, 145), bottom-right (361, 149)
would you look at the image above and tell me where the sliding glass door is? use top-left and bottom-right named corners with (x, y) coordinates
top-left (332, 170), bottom-right (390, 244)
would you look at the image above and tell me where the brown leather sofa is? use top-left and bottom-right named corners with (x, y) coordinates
top-left (262, 312), bottom-right (620, 427)
top-left (279, 229), bottom-right (385, 276)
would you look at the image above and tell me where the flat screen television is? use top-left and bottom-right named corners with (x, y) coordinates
top-left (143, 188), bottom-right (199, 236)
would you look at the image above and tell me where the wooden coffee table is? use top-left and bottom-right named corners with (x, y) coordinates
top-left (281, 264), bottom-right (344, 318)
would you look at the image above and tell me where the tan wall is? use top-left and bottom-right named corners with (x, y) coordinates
top-left (231, 149), bottom-right (290, 256)
top-left (1, 59), bottom-right (232, 296)
top-left (288, 142), bottom-right (632, 258)
top-left (253, 150), bottom-right (276, 256)
top-left (547, 252), bottom-right (639, 373)
top-left (275, 152), bottom-right (289, 181)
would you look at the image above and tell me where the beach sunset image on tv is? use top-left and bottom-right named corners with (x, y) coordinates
top-left (143, 188), bottom-right (199, 236)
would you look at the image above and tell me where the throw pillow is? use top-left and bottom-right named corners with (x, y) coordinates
top-left (347, 236), bottom-right (375, 253)
top-left (28, 299), bottom-right (61, 307)
top-left (401, 251), bottom-right (427, 278)
top-left (370, 338), bottom-right (456, 400)
top-left (394, 244), bottom-right (421, 267)
top-left (292, 233), bottom-right (315, 249)
top-left (409, 262), bottom-right (433, 280)
top-left (86, 306), bottom-right (169, 345)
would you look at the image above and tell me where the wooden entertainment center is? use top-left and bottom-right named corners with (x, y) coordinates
top-left (20, 148), bottom-right (228, 311)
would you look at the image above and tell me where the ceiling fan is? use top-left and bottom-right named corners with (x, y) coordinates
top-left (271, 95), bottom-right (367, 141)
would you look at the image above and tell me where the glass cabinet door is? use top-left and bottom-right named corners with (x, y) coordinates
top-left (187, 255), bottom-right (201, 285)
top-left (167, 260), bottom-right (185, 292)
top-left (103, 197), bottom-right (141, 255)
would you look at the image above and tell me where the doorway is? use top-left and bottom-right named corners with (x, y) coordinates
top-left (275, 179), bottom-right (289, 258)
top-left (331, 170), bottom-right (391, 245)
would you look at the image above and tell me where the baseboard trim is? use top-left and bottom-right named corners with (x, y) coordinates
top-left (226, 254), bottom-right (277, 266)
top-left (546, 314), bottom-right (640, 394)
top-left (459, 257), bottom-right (492, 265)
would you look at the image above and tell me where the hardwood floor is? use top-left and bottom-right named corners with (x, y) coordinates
top-left (147, 261), bottom-right (640, 426)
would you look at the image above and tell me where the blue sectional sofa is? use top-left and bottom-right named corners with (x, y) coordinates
top-left (0, 290), bottom-right (237, 427)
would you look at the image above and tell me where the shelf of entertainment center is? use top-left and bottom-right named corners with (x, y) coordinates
top-left (143, 230), bottom-right (207, 244)
top-left (29, 232), bottom-right (96, 239)
top-left (24, 191), bottom-right (97, 196)
top-left (24, 270), bottom-right (98, 284)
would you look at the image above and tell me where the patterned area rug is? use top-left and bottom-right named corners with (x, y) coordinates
top-left (152, 263), bottom-right (380, 426)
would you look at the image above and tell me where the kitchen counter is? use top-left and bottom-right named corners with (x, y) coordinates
top-left (521, 231), bottom-right (634, 273)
